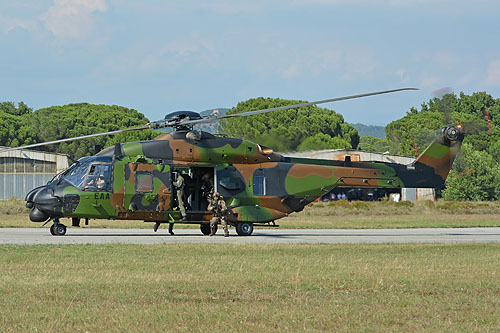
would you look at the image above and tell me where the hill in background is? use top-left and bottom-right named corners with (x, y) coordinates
top-left (194, 108), bottom-right (229, 133)
top-left (351, 123), bottom-right (385, 138)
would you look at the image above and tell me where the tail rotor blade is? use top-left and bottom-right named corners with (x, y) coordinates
top-left (431, 87), bottom-right (454, 125)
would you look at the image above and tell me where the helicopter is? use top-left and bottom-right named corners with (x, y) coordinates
top-left (2, 88), bottom-right (464, 236)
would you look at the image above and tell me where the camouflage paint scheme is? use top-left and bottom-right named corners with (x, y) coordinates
top-left (26, 126), bottom-right (463, 228)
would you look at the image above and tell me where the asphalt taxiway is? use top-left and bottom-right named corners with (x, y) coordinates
top-left (2, 227), bottom-right (500, 245)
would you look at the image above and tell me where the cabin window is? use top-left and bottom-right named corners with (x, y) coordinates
top-left (83, 163), bottom-right (112, 191)
top-left (136, 172), bottom-right (154, 192)
top-left (253, 175), bottom-right (265, 195)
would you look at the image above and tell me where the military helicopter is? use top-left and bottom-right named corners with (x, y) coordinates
top-left (3, 88), bottom-right (464, 236)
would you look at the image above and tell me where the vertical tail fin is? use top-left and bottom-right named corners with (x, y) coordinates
top-left (414, 126), bottom-right (464, 185)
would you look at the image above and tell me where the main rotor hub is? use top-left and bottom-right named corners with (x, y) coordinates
top-left (164, 111), bottom-right (202, 122)
top-left (149, 111), bottom-right (203, 131)
top-left (164, 111), bottom-right (202, 131)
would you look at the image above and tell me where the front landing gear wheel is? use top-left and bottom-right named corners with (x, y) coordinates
top-left (236, 222), bottom-right (253, 236)
top-left (200, 223), bottom-right (214, 235)
top-left (51, 223), bottom-right (66, 236)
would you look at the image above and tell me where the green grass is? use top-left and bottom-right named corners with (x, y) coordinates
top-left (4, 198), bottom-right (500, 229)
top-left (1, 243), bottom-right (500, 331)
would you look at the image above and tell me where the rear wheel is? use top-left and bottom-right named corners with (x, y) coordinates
top-left (200, 223), bottom-right (212, 235)
top-left (236, 222), bottom-right (253, 236)
top-left (49, 224), bottom-right (56, 235)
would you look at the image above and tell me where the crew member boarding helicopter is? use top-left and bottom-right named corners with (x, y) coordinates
top-left (2, 88), bottom-right (464, 236)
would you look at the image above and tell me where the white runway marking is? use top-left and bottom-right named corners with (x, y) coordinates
top-left (2, 227), bottom-right (500, 245)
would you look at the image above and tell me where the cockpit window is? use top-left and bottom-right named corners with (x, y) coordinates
top-left (58, 156), bottom-right (113, 190)
top-left (60, 160), bottom-right (92, 188)
top-left (83, 164), bottom-right (112, 191)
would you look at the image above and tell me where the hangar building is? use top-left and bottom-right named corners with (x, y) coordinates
top-left (0, 148), bottom-right (70, 199)
top-left (286, 149), bottom-right (435, 202)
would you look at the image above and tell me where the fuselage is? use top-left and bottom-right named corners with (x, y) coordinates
top-left (26, 127), bottom-right (463, 224)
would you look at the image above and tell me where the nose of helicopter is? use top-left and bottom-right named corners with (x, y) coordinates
top-left (25, 186), bottom-right (61, 222)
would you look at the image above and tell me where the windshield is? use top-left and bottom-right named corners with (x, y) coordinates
top-left (49, 163), bottom-right (75, 184)
top-left (60, 160), bottom-right (92, 188)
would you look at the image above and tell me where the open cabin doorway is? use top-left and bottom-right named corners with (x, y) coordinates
top-left (171, 166), bottom-right (214, 212)
top-left (190, 167), bottom-right (214, 211)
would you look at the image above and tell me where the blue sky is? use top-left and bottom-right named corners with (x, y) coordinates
top-left (1, 0), bottom-right (500, 126)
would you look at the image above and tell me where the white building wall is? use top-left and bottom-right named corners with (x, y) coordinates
top-left (0, 147), bottom-right (70, 199)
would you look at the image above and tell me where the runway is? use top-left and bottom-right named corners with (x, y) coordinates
top-left (2, 227), bottom-right (500, 245)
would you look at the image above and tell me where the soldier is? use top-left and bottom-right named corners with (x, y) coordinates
top-left (173, 170), bottom-right (188, 221)
top-left (200, 172), bottom-right (213, 202)
top-left (207, 191), bottom-right (229, 237)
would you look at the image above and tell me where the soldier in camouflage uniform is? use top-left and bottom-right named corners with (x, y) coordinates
top-left (208, 191), bottom-right (229, 237)
top-left (172, 171), bottom-right (187, 221)
top-left (200, 172), bottom-right (213, 202)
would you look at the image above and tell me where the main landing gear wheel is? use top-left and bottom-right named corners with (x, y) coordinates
top-left (50, 222), bottom-right (67, 236)
top-left (49, 224), bottom-right (56, 235)
top-left (236, 222), bottom-right (253, 236)
top-left (55, 224), bottom-right (67, 235)
top-left (200, 223), bottom-right (214, 235)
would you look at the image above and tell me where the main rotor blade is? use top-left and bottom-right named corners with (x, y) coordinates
top-left (0, 124), bottom-right (150, 153)
top-left (185, 87), bottom-right (418, 126)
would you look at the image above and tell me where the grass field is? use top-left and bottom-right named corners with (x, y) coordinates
top-left (3, 198), bottom-right (500, 229)
top-left (1, 243), bottom-right (500, 331)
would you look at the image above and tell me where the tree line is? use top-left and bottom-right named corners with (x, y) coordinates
top-left (0, 102), bottom-right (157, 161)
top-left (219, 97), bottom-right (359, 152)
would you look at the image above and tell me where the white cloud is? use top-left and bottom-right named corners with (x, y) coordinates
top-left (198, 2), bottom-right (264, 15)
top-left (291, 0), bottom-right (483, 7)
top-left (432, 51), bottom-right (459, 70)
top-left (240, 32), bottom-right (378, 81)
top-left (282, 61), bottom-right (303, 79)
top-left (395, 69), bottom-right (409, 84)
top-left (411, 50), bottom-right (459, 70)
top-left (1, 16), bottom-right (31, 34)
top-left (343, 46), bottom-right (377, 76)
top-left (456, 70), bottom-right (479, 86)
top-left (0, 3), bottom-right (42, 35)
top-left (92, 32), bottom-right (220, 80)
top-left (285, 45), bottom-right (377, 80)
top-left (159, 32), bottom-right (219, 71)
top-left (40, 0), bottom-right (107, 38)
top-left (486, 60), bottom-right (500, 86)
top-left (160, 33), bottom-right (216, 58)
top-left (418, 73), bottom-right (445, 89)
